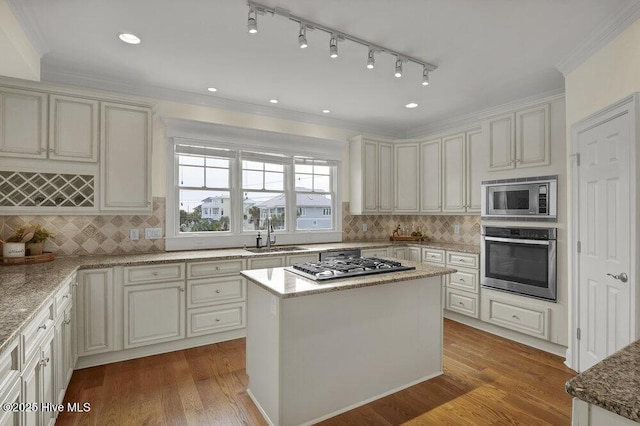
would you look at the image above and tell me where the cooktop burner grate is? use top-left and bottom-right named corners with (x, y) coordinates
top-left (286, 257), bottom-right (416, 281)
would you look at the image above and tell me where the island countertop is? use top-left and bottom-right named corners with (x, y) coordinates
top-left (240, 259), bottom-right (456, 298)
top-left (565, 339), bottom-right (640, 422)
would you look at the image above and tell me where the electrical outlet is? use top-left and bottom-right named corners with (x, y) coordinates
top-left (362, 223), bottom-right (368, 232)
top-left (129, 229), bottom-right (139, 241)
top-left (145, 228), bottom-right (163, 239)
top-left (454, 224), bottom-right (460, 234)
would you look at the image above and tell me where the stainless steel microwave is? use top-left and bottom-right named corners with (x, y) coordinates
top-left (481, 175), bottom-right (557, 221)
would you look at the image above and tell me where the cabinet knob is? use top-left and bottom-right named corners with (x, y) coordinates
top-left (39, 357), bottom-right (50, 366)
top-left (215, 318), bottom-right (221, 322)
top-left (64, 319), bottom-right (71, 325)
top-left (38, 324), bottom-right (47, 331)
top-left (179, 288), bottom-right (185, 292)
top-left (512, 314), bottom-right (520, 320)
top-left (215, 266), bottom-right (220, 271)
top-left (515, 158), bottom-right (521, 163)
top-left (152, 272), bottom-right (159, 276)
top-left (215, 289), bottom-right (221, 294)
top-left (459, 278), bottom-right (465, 282)
top-left (458, 301), bottom-right (464, 306)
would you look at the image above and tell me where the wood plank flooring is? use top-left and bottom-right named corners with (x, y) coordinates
top-left (56, 319), bottom-right (576, 425)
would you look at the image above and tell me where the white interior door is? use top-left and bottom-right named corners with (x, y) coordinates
top-left (577, 111), bottom-right (632, 371)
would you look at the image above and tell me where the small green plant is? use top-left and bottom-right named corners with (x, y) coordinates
top-left (13, 224), bottom-right (53, 243)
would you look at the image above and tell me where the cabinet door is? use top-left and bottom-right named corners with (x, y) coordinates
top-left (515, 104), bottom-right (550, 168)
top-left (41, 332), bottom-right (56, 426)
top-left (486, 113), bottom-right (515, 171)
top-left (0, 87), bottom-right (47, 158)
top-left (362, 140), bottom-right (379, 212)
top-left (0, 378), bottom-right (19, 426)
top-left (394, 143), bottom-right (419, 213)
top-left (392, 247), bottom-right (407, 259)
top-left (407, 247), bottom-right (421, 262)
top-left (420, 138), bottom-right (441, 212)
top-left (49, 94), bottom-right (99, 162)
top-left (77, 269), bottom-right (114, 356)
top-left (466, 129), bottom-right (484, 212)
top-left (442, 133), bottom-right (466, 212)
top-left (124, 281), bottom-right (185, 349)
top-left (100, 102), bottom-right (152, 211)
top-left (378, 142), bottom-right (394, 212)
top-left (63, 307), bottom-right (74, 388)
top-left (21, 354), bottom-right (40, 426)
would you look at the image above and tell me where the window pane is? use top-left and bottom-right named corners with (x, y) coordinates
top-left (243, 170), bottom-right (264, 189)
top-left (179, 155), bottom-right (204, 166)
top-left (243, 160), bottom-right (263, 170)
top-left (243, 192), bottom-right (286, 231)
top-left (314, 175), bottom-right (331, 192)
top-left (265, 163), bottom-right (284, 172)
top-left (296, 193), bottom-right (332, 230)
top-left (205, 168), bottom-right (229, 188)
top-left (180, 166), bottom-right (204, 187)
top-left (295, 173), bottom-right (313, 190)
top-left (314, 165), bottom-right (330, 175)
top-left (295, 164), bottom-right (313, 174)
top-left (179, 190), bottom-right (231, 233)
top-left (264, 172), bottom-right (284, 190)
top-left (206, 158), bottom-right (229, 168)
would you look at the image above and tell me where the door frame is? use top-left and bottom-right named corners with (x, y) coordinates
top-left (569, 93), bottom-right (639, 372)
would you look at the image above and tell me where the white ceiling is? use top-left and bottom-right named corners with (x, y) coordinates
top-left (9, 0), bottom-right (638, 137)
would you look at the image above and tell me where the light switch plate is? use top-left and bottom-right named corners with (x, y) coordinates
top-left (454, 224), bottom-right (460, 234)
top-left (362, 223), bottom-right (368, 232)
top-left (129, 229), bottom-right (139, 241)
top-left (145, 228), bottom-right (163, 239)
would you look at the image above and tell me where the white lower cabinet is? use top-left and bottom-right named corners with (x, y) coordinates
top-left (0, 376), bottom-right (19, 426)
top-left (481, 290), bottom-right (549, 340)
top-left (77, 269), bottom-right (114, 356)
top-left (21, 327), bottom-right (55, 426)
top-left (446, 288), bottom-right (479, 317)
top-left (247, 256), bottom-right (284, 269)
top-left (0, 340), bottom-right (19, 426)
top-left (187, 302), bottom-right (246, 337)
top-left (124, 281), bottom-right (186, 349)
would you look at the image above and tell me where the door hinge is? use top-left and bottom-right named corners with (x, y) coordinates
top-left (577, 328), bottom-right (581, 340)
top-left (577, 241), bottom-right (581, 253)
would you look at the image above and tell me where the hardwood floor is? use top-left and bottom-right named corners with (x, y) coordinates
top-left (57, 319), bottom-right (576, 425)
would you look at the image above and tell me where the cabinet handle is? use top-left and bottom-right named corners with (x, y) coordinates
top-left (458, 301), bottom-right (464, 306)
top-left (515, 158), bottom-right (520, 163)
top-left (64, 319), bottom-right (71, 325)
top-left (512, 314), bottom-right (519, 320)
top-left (215, 318), bottom-right (221, 322)
top-left (215, 289), bottom-right (221, 294)
top-left (72, 282), bottom-right (78, 288)
top-left (215, 266), bottom-right (220, 271)
top-left (63, 294), bottom-right (70, 299)
top-left (39, 357), bottom-right (50, 366)
top-left (459, 278), bottom-right (465, 282)
top-left (179, 288), bottom-right (185, 292)
top-left (38, 324), bottom-right (47, 331)
top-left (457, 258), bottom-right (465, 263)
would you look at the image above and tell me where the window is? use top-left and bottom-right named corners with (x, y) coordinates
top-left (242, 153), bottom-right (287, 231)
top-left (294, 160), bottom-right (333, 230)
top-left (177, 145), bottom-right (233, 233)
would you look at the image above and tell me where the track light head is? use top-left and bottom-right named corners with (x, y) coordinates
top-left (329, 34), bottom-right (338, 58)
top-left (248, 6), bottom-right (258, 34)
top-left (422, 67), bottom-right (430, 86)
top-left (394, 57), bottom-right (403, 78)
top-left (298, 23), bottom-right (308, 48)
top-left (367, 49), bottom-right (375, 69)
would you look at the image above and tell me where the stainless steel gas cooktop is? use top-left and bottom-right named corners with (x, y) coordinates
top-left (285, 257), bottom-right (416, 281)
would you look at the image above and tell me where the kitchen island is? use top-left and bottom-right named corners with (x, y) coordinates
top-left (240, 260), bottom-right (456, 426)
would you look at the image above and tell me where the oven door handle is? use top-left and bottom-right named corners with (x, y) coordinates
top-left (484, 236), bottom-right (551, 245)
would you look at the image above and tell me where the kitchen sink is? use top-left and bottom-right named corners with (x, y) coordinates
top-left (244, 246), bottom-right (309, 253)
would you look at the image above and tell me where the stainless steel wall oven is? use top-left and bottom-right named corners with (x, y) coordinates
top-left (481, 226), bottom-right (557, 301)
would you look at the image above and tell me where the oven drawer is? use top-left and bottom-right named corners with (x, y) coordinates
top-left (188, 259), bottom-right (245, 279)
top-left (446, 252), bottom-right (478, 269)
top-left (445, 288), bottom-right (479, 318)
top-left (447, 268), bottom-right (479, 293)
top-left (422, 248), bottom-right (445, 264)
top-left (481, 293), bottom-right (549, 339)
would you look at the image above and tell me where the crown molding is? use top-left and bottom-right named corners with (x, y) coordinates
top-left (5, 0), bottom-right (49, 56)
top-left (404, 88), bottom-right (565, 139)
top-left (41, 60), bottom-right (405, 140)
top-left (555, 2), bottom-right (640, 77)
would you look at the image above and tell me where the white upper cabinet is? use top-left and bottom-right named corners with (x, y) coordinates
top-left (442, 133), bottom-right (466, 212)
top-left (466, 129), bottom-right (484, 212)
top-left (100, 102), bottom-right (152, 211)
top-left (0, 87), bottom-right (47, 158)
top-left (420, 138), bottom-right (441, 213)
top-left (394, 143), bottom-right (420, 213)
top-left (349, 136), bottom-right (393, 214)
top-left (49, 94), bottom-right (99, 162)
top-left (486, 103), bottom-right (550, 171)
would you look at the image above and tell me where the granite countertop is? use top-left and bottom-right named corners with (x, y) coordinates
top-left (240, 259), bottom-right (457, 298)
top-left (565, 339), bottom-right (640, 422)
top-left (0, 239), bottom-right (478, 357)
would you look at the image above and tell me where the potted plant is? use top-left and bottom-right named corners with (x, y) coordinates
top-left (14, 224), bottom-right (53, 256)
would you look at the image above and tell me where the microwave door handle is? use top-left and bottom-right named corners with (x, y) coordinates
top-left (484, 236), bottom-right (551, 245)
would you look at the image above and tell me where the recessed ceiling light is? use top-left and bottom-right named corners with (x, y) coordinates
top-left (270, 99), bottom-right (279, 104)
top-left (322, 109), bottom-right (330, 114)
top-left (405, 103), bottom-right (418, 109)
top-left (207, 87), bottom-right (217, 92)
top-left (118, 33), bottom-right (141, 45)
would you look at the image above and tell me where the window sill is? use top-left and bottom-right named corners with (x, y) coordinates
top-left (164, 231), bottom-right (342, 252)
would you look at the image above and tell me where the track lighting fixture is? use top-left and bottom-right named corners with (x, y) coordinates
top-left (329, 34), bottom-right (338, 58)
top-left (367, 49), bottom-right (375, 69)
top-left (422, 67), bottom-right (430, 86)
top-left (298, 23), bottom-right (308, 48)
top-left (246, 1), bottom-right (437, 86)
top-left (247, 6), bottom-right (257, 34)
top-left (394, 57), bottom-right (403, 78)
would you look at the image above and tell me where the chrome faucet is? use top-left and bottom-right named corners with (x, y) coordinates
top-left (266, 216), bottom-right (276, 248)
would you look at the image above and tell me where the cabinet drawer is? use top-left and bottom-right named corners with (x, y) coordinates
top-left (422, 248), bottom-right (445, 264)
top-left (21, 301), bottom-right (54, 365)
top-left (187, 276), bottom-right (246, 308)
top-left (187, 259), bottom-right (245, 279)
top-left (54, 274), bottom-right (75, 317)
top-left (361, 248), bottom-right (389, 258)
top-left (248, 256), bottom-right (284, 270)
top-left (0, 339), bottom-right (18, 393)
top-left (446, 252), bottom-right (478, 269)
top-left (483, 296), bottom-right (549, 339)
top-left (124, 263), bottom-right (185, 285)
top-left (286, 253), bottom-right (319, 266)
top-left (445, 288), bottom-right (479, 318)
top-left (187, 302), bottom-right (246, 337)
top-left (447, 268), bottom-right (479, 293)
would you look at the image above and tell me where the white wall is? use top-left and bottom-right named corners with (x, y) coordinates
top-left (0, 0), bottom-right (40, 81)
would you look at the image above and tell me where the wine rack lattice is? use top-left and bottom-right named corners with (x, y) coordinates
top-left (0, 171), bottom-right (94, 207)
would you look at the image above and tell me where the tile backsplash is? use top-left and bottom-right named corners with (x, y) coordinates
top-left (0, 199), bottom-right (480, 257)
top-left (341, 202), bottom-right (481, 245)
top-left (0, 198), bottom-right (166, 256)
